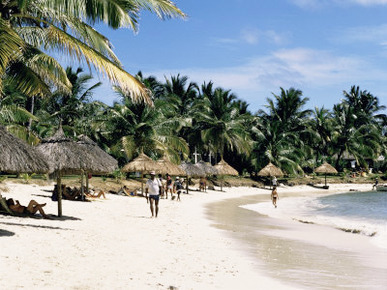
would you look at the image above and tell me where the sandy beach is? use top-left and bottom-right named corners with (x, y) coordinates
top-left (0, 181), bottom-right (385, 289)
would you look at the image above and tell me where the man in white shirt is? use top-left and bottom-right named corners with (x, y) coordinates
top-left (145, 171), bottom-right (162, 218)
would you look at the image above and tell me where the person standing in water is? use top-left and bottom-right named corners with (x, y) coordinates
top-left (271, 185), bottom-right (279, 208)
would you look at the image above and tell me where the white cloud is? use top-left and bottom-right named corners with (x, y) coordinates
top-left (146, 48), bottom-right (387, 111)
top-left (335, 24), bottom-right (387, 45)
top-left (290, 0), bottom-right (387, 8)
top-left (241, 28), bottom-right (260, 44)
top-left (350, 0), bottom-right (387, 5)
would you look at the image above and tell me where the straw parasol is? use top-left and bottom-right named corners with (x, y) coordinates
top-left (214, 159), bottom-right (238, 176)
top-left (122, 152), bottom-right (162, 195)
top-left (214, 159), bottom-right (238, 191)
top-left (315, 162), bottom-right (338, 187)
top-left (0, 125), bottom-right (49, 174)
top-left (195, 160), bottom-right (218, 176)
top-left (257, 162), bottom-right (284, 177)
top-left (156, 156), bottom-right (186, 176)
top-left (179, 161), bottom-right (205, 177)
top-left (77, 135), bottom-right (118, 174)
top-left (76, 135), bottom-right (118, 193)
top-left (179, 161), bottom-right (206, 194)
top-left (36, 127), bottom-right (94, 216)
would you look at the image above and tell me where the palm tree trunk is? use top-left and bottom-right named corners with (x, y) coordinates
top-left (28, 96), bottom-right (35, 131)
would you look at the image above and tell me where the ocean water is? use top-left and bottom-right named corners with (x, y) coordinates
top-left (241, 191), bottom-right (387, 250)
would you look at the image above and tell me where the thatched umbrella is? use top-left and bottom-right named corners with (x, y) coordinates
top-left (257, 162), bottom-right (284, 189)
top-left (195, 160), bottom-right (218, 176)
top-left (315, 162), bottom-right (338, 188)
top-left (257, 162), bottom-right (284, 177)
top-left (156, 156), bottom-right (186, 176)
top-left (179, 162), bottom-right (205, 177)
top-left (122, 152), bottom-right (161, 195)
top-left (214, 159), bottom-right (238, 191)
top-left (77, 135), bottom-right (118, 192)
top-left (0, 125), bottom-right (49, 174)
top-left (36, 127), bottom-right (93, 217)
top-left (179, 161), bottom-right (206, 194)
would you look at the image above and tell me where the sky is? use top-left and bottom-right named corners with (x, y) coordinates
top-left (73, 0), bottom-right (387, 113)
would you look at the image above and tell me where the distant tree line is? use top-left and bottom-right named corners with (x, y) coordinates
top-left (1, 68), bottom-right (386, 175)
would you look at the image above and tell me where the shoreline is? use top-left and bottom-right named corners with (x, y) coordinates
top-left (0, 181), bottom-right (384, 289)
top-left (205, 183), bottom-right (387, 289)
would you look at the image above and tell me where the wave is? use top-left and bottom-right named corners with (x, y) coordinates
top-left (241, 194), bottom-right (387, 250)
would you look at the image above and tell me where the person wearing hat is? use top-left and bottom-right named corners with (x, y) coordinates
top-left (145, 171), bottom-right (162, 217)
top-left (173, 176), bottom-right (184, 201)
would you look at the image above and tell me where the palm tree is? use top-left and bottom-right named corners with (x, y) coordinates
top-left (0, 0), bottom-right (185, 103)
top-left (307, 107), bottom-right (333, 164)
top-left (331, 103), bottom-right (381, 170)
top-left (35, 67), bottom-right (102, 136)
top-left (343, 86), bottom-right (386, 127)
top-left (253, 87), bottom-right (312, 175)
top-left (193, 84), bottom-right (251, 160)
top-left (259, 87), bottom-right (312, 133)
top-left (104, 88), bottom-right (189, 164)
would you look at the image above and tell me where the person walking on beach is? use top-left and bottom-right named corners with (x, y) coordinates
top-left (271, 185), bottom-right (279, 208)
top-left (158, 174), bottom-right (165, 198)
top-left (145, 171), bottom-right (162, 218)
top-left (173, 177), bottom-right (184, 201)
top-left (165, 173), bottom-right (173, 199)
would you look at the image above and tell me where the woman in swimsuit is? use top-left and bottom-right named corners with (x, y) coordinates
top-left (271, 186), bottom-right (279, 208)
top-left (7, 198), bottom-right (50, 218)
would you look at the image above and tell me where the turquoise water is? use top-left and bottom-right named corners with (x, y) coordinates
top-left (242, 191), bottom-right (387, 249)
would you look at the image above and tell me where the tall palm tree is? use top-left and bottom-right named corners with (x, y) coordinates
top-left (254, 87), bottom-right (312, 174)
top-left (193, 84), bottom-right (251, 160)
top-left (36, 66), bottom-right (102, 136)
top-left (307, 107), bottom-right (333, 164)
top-left (331, 103), bottom-right (381, 170)
top-left (343, 85), bottom-right (386, 128)
top-left (0, 0), bottom-right (185, 103)
top-left (104, 88), bottom-right (189, 164)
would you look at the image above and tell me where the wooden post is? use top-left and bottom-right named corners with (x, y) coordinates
top-left (57, 171), bottom-right (62, 217)
top-left (80, 171), bottom-right (84, 201)
top-left (86, 172), bottom-right (89, 194)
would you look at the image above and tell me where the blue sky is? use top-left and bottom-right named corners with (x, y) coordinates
top-left (76, 0), bottom-right (387, 113)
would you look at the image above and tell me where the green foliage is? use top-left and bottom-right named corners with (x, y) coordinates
top-left (20, 173), bottom-right (35, 184)
top-left (112, 169), bottom-right (125, 184)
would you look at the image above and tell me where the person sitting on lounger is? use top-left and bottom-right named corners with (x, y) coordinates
top-left (6, 198), bottom-right (50, 219)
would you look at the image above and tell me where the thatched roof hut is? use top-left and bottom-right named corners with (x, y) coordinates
top-left (156, 156), bottom-right (185, 176)
top-left (0, 125), bottom-right (48, 174)
top-left (179, 161), bottom-right (205, 177)
top-left (195, 160), bottom-right (218, 176)
top-left (257, 162), bottom-right (284, 177)
top-left (77, 135), bottom-right (118, 174)
top-left (214, 159), bottom-right (238, 176)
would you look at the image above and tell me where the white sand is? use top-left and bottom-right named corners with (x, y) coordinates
top-left (0, 182), bottom-right (375, 289)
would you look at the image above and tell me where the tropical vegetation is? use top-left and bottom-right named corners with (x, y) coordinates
top-left (1, 1), bottom-right (386, 176)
